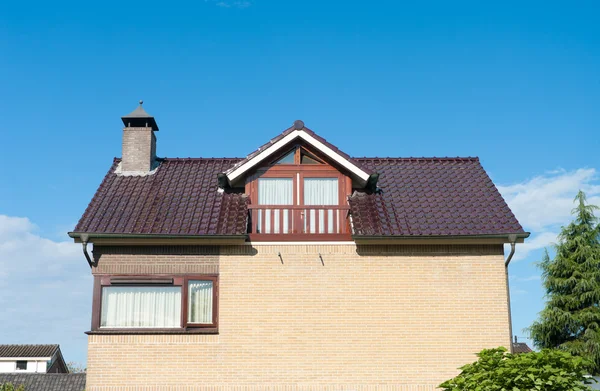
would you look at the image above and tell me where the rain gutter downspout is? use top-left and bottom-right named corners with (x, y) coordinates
top-left (505, 234), bottom-right (517, 353)
top-left (80, 234), bottom-right (97, 269)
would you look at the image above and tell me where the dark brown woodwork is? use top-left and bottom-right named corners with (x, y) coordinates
top-left (244, 147), bottom-right (353, 240)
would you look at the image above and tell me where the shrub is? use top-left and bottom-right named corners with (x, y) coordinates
top-left (0, 383), bottom-right (25, 391)
top-left (439, 347), bottom-right (595, 391)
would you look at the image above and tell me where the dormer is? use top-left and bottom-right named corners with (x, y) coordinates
top-left (220, 120), bottom-right (378, 240)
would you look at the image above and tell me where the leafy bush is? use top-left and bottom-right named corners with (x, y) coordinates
top-left (0, 383), bottom-right (25, 391)
top-left (439, 347), bottom-right (595, 391)
top-left (66, 361), bottom-right (86, 373)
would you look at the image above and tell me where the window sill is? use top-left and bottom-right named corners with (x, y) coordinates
top-left (85, 328), bottom-right (218, 335)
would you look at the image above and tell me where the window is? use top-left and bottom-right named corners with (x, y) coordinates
top-left (188, 280), bottom-right (214, 324)
top-left (257, 178), bottom-right (293, 234)
top-left (271, 146), bottom-right (325, 165)
top-left (16, 361), bottom-right (27, 370)
top-left (101, 286), bottom-right (182, 328)
top-left (304, 177), bottom-right (339, 233)
top-left (95, 275), bottom-right (218, 331)
top-left (274, 150), bottom-right (295, 164)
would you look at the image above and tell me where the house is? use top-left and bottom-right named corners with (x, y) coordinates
top-left (69, 102), bottom-right (529, 390)
top-left (0, 373), bottom-right (86, 391)
top-left (512, 336), bottom-right (533, 354)
top-left (0, 345), bottom-right (68, 374)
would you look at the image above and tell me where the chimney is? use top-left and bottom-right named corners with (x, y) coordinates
top-left (120, 100), bottom-right (159, 173)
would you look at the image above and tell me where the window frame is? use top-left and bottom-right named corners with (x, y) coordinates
top-left (15, 361), bottom-right (27, 371)
top-left (271, 144), bottom-right (327, 166)
top-left (91, 274), bottom-right (218, 334)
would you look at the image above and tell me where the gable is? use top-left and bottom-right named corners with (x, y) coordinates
top-left (223, 120), bottom-right (374, 188)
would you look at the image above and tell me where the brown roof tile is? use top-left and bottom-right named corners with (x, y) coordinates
top-left (512, 342), bottom-right (533, 354)
top-left (74, 158), bottom-right (248, 236)
top-left (73, 156), bottom-right (525, 238)
top-left (349, 158), bottom-right (525, 236)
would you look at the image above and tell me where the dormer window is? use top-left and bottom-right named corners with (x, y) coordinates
top-left (219, 120), bottom-right (374, 240)
top-left (246, 144), bottom-right (352, 239)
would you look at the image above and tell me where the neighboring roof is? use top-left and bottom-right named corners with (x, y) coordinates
top-left (73, 158), bottom-right (248, 236)
top-left (512, 342), bottom-right (533, 354)
top-left (0, 345), bottom-right (58, 359)
top-left (0, 374), bottom-right (86, 391)
top-left (349, 158), bottom-right (526, 237)
top-left (72, 156), bottom-right (525, 238)
top-left (223, 120), bottom-right (374, 186)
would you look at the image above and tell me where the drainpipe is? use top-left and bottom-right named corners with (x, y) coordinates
top-left (80, 234), bottom-right (97, 268)
top-left (505, 234), bottom-right (517, 353)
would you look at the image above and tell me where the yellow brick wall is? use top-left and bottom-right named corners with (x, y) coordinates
top-left (86, 243), bottom-right (510, 391)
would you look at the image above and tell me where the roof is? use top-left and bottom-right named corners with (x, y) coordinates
top-left (349, 158), bottom-right (525, 237)
top-left (72, 156), bottom-right (525, 238)
top-left (0, 345), bottom-right (58, 358)
top-left (73, 158), bottom-right (248, 236)
top-left (0, 374), bottom-right (86, 391)
top-left (223, 120), bottom-right (374, 186)
top-left (512, 342), bottom-right (533, 354)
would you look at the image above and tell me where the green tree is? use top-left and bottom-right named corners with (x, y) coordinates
top-left (439, 347), bottom-right (593, 391)
top-left (528, 190), bottom-right (600, 374)
top-left (66, 361), bottom-right (86, 373)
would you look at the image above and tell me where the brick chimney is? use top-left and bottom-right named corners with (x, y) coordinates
top-left (120, 100), bottom-right (159, 173)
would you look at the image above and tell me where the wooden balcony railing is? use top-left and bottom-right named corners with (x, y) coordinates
top-left (248, 205), bottom-right (351, 240)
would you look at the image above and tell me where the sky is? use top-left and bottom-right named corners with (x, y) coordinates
top-left (0, 0), bottom-right (599, 366)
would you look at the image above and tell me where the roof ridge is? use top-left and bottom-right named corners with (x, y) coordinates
top-left (0, 373), bottom-right (86, 376)
top-left (0, 344), bottom-right (58, 346)
top-left (112, 156), bottom-right (480, 161)
top-left (113, 157), bottom-right (244, 162)
top-left (354, 157), bottom-right (480, 161)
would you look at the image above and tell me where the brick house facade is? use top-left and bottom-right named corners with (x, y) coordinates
top-left (70, 103), bottom-right (528, 390)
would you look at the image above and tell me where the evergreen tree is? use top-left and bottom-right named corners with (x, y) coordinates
top-left (528, 190), bottom-right (600, 374)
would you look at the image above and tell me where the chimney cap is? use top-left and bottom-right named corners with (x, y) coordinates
top-left (121, 100), bottom-right (159, 131)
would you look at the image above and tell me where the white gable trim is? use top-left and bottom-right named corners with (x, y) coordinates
top-left (226, 130), bottom-right (370, 184)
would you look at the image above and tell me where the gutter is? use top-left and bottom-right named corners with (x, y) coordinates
top-left (352, 232), bottom-right (530, 243)
top-left (68, 232), bottom-right (247, 240)
top-left (80, 233), bottom-right (97, 269)
top-left (504, 234), bottom-right (518, 353)
top-left (68, 232), bottom-right (248, 268)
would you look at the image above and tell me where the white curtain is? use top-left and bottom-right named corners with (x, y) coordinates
top-left (304, 178), bottom-right (338, 233)
top-left (101, 286), bottom-right (181, 328)
top-left (188, 280), bottom-right (214, 324)
top-left (258, 178), bottom-right (293, 233)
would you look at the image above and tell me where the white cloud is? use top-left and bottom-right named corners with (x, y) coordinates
top-left (497, 168), bottom-right (600, 231)
top-left (510, 231), bottom-right (559, 261)
top-left (206, 0), bottom-right (251, 8)
top-left (498, 168), bottom-right (600, 262)
top-left (511, 288), bottom-right (529, 296)
top-left (0, 215), bottom-right (91, 365)
top-left (510, 274), bottom-right (541, 282)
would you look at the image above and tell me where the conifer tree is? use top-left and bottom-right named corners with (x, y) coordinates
top-left (528, 190), bottom-right (600, 374)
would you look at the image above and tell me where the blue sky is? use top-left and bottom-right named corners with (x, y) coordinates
top-left (0, 0), bottom-right (599, 366)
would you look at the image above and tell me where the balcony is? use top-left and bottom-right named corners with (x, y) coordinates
top-left (248, 205), bottom-right (351, 241)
